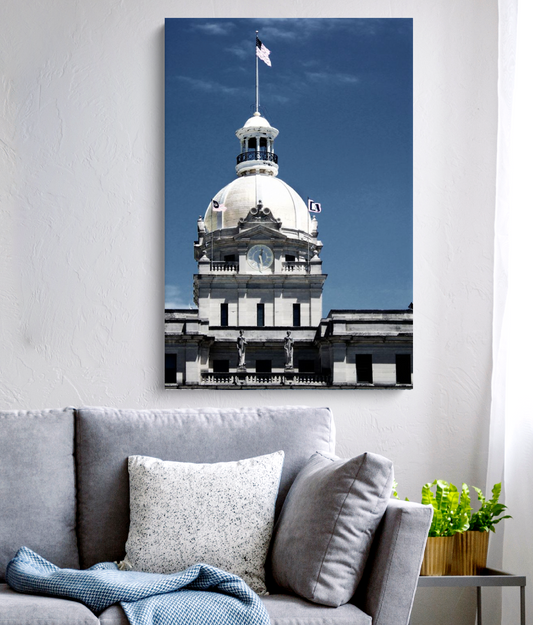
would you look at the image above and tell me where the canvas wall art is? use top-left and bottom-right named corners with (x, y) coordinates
top-left (165, 18), bottom-right (413, 389)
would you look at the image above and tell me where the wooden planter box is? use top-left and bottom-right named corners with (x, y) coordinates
top-left (420, 536), bottom-right (455, 576)
top-left (450, 530), bottom-right (489, 576)
top-left (421, 532), bottom-right (490, 576)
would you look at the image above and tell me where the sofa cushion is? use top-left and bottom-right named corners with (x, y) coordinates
top-left (0, 583), bottom-right (98, 624)
top-left (75, 406), bottom-right (335, 569)
top-left (98, 605), bottom-right (128, 625)
top-left (262, 594), bottom-right (372, 625)
top-left (98, 594), bottom-right (371, 625)
top-left (0, 408), bottom-right (79, 582)
top-left (271, 451), bottom-right (393, 607)
top-left (124, 451), bottom-right (284, 594)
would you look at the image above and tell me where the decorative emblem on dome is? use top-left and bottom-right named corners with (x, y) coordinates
top-left (239, 202), bottom-right (282, 227)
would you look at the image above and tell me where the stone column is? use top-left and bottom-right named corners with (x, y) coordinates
top-left (331, 342), bottom-right (350, 385)
top-left (184, 343), bottom-right (201, 385)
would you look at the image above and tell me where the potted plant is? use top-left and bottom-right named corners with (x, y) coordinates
top-left (451, 482), bottom-right (511, 575)
top-left (419, 480), bottom-right (471, 576)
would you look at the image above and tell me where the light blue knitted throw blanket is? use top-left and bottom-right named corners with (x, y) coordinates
top-left (7, 547), bottom-right (270, 625)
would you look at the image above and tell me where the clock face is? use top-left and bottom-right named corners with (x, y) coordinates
top-left (247, 244), bottom-right (273, 272)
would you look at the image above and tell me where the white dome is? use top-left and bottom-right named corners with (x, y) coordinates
top-left (243, 114), bottom-right (272, 129)
top-left (205, 174), bottom-right (311, 234)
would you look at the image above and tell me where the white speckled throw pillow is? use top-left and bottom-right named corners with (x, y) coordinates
top-left (125, 451), bottom-right (284, 595)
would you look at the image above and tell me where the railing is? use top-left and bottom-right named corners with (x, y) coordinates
top-left (201, 372), bottom-right (330, 386)
top-left (282, 261), bottom-right (308, 273)
top-left (290, 373), bottom-right (330, 385)
top-left (210, 261), bottom-right (238, 272)
top-left (201, 373), bottom-right (235, 385)
top-left (208, 260), bottom-right (311, 273)
top-left (236, 151), bottom-right (278, 165)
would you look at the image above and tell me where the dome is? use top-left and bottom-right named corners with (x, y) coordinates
top-left (243, 113), bottom-right (272, 129)
top-left (204, 174), bottom-right (311, 234)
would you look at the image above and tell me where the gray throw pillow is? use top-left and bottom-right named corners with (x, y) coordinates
top-left (270, 451), bottom-right (393, 607)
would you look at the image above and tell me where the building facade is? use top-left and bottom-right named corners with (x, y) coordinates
top-left (165, 111), bottom-right (413, 388)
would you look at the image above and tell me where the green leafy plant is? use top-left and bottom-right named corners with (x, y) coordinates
top-left (469, 482), bottom-right (511, 532)
top-left (392, 479), bottom-right (400, 499)
top-left (422, 480), bottom-right (471, 537)
top-left (391, 479), bottom-right (409, 501)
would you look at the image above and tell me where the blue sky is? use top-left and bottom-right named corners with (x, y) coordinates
top-left (165, 18), bottom-right (413, 312)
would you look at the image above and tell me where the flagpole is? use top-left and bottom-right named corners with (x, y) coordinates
top-left (307, 197), bottom-right (310, 268)
top-left (255, 31), bottom-right (259, 113)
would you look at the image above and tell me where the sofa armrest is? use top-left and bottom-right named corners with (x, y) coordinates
top-left (353, 499), bottom-right (433, 625)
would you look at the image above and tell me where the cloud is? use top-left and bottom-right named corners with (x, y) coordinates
top-left (190, 21), bottom-right (236, 36)
top-left (165, 285), bottom-right (193, 310)
top-left (226, 44), bottom-right (248, 60)
top-left (268, 93), bottom-right (291, 105)
top-left (254, 18), bottom-right (326, 41)
top-left (300, 59), bottom-right (321, 69)
top-left (305, 71), bottom-right (359, 85)
top-left (175, 75), bottom-right (242, 96)
top-left (253, 18), bottom-right (383, 42)
top-left (263, 66), bottom-right (359, 104)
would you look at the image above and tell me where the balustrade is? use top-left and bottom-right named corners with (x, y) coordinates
top-left (282, 261), bottom-right (309, 273)
top-left (200, 372), bottom-right (330, 386)
top-left (210, 261), bottom-right (238, 272)
top-left (236, 151), bottom-right (278, 165)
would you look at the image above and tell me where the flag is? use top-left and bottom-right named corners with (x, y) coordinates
top-left (256, 37), bottom-right (271, 67)
top-left (212, 200), bottom-right (227, 212)
top-left (308, 198), bottom-right (322, 213)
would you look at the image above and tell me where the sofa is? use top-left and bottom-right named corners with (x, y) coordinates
top-left (0, 406), bottom-right (432, 624)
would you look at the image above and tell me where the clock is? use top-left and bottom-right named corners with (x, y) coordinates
top-left (247, 244), bottom-right (273, 272)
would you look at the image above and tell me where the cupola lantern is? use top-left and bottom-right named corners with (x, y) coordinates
top-left (235, 112), bottom-right (279, 177)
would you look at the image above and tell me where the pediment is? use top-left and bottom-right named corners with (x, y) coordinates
top-left (234, 223), bottom-right (288, 241)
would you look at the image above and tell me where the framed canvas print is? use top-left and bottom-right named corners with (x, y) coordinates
top-left (165, 18), bottom-right (413, 389)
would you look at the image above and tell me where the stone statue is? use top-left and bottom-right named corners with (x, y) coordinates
top-left (284, 331), bottom-right (294, 368)
top-left (237, 330), bottom-right (247, 368)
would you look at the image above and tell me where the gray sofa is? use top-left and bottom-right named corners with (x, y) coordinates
top-left (0, 406), bottom-right (432, 624)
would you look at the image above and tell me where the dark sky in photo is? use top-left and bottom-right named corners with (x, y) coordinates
top-left (165, 18), bottom-right (413, 312)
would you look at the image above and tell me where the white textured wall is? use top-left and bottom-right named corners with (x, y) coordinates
top-left (1, 2), bottom-right (498, 623)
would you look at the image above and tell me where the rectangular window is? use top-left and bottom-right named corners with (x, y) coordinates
top-left (224, 254), bottom-right (236, 262)
top-left (356, 354), bottom-right (373, 384)
top-left (220, 303), bottom-right (228, 327)
top-left (293, 303), bottom-right (301, 327)
top-left (257, 303), bottom-right (265, 327)
top-left (285, 254), bottom-right (296, 262)
top-left (213, 359), bottom-right (230, 373)
top-left (256, 360), bottom-right (272, 373)
top-left (259, 137), bottom-right (268, 158)
top-left (165, 353), bottom-right (177, 384)
top-left (396, 354), bottom-right (412, 385)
